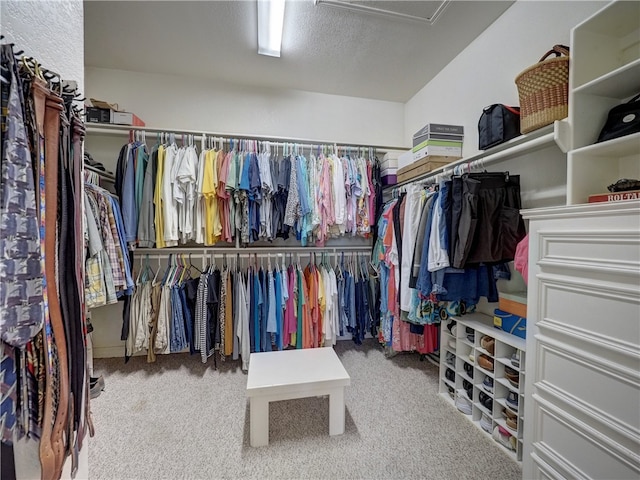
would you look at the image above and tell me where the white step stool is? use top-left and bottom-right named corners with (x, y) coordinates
top-left (246, 347), bottom-right (351, 447)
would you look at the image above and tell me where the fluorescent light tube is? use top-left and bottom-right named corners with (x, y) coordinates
top-left (257, 0), bottom-right (286, 57)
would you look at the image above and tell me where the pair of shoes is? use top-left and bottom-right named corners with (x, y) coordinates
top-left (506, 415), bottom-right (518, 430)
top-left (447, 386), bottom-right (455, 399)
top-left (456, 394), bottom-right (472, 415)
top-left (506, 392), bottom-right (519, 411)
top-left (479, 391), bottom-right (493, 412)
top-left (90, 375), bottom-right (105, 399)
top-left (463, 362), bottom-right (474, 379)
top-left (447, 320), bottom-right (457, 335)
top-left (478, 354), bottom-right (494, 371)
top-left (505, 366), bottom-right (519, 388)
top-left (480, 413), bottom-right (493, 433)
top-left (511, 351), bottom-right (520, 368)
top-left (481, 335), bottom-right (495, 355)
top-left (503, 406), bottom-right (517, 419)
top-left (445, 368), bottom-right (455, 382)
top-left (463, 379), bottom-right (473, 400)
top-left (493, 425), bottom-right (517, 451)
top-left (445, 351), bottom-right (456, 367)
top-left (466, 327), bottom-right (475, 343)
top-left (482, 375), bottom-right (494, 393)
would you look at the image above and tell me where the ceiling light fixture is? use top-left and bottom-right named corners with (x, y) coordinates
top-left (314, 0), bottom-right (450, 25)
top-left (257, 0), bottom-right (286, 57)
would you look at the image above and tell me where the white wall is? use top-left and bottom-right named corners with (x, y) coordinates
top-left (1, 0), bottom-right (84, 93)
top-left (404, 0), bottom-right (608, 160)
top-left (1, 2), bottom-right (87, 479)
top-left (85, 67), bottom-right (406, 148)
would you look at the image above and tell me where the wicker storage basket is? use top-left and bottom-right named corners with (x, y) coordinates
top-left (515, 45), bottom-right (570, 134)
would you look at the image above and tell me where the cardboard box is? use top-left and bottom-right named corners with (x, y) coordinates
top-left (413, 145), bottom-right (462, 161)
top-left (498, 291), bottom-right (527, 318)
top-left (381, 174), bottom-right (397, 186)
top-left (397, 150), bottom-right (414, 169)
top-left (412, 139), bottom-right (463, 160)
top-left (86, 107), bottom-right (112, 124)
top-left (413, 123), bottom-right (464, 147)
top-left (396, 155), bottom-right (458, 183)
top-left (381, 157), bottom-right (398, 170)
top-left (112, 111), bottom-right (146, 126)
top-left (493, 308), bottom-right (526, 339)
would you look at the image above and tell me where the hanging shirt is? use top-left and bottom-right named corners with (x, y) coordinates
top-left (177, 145), bottom-right (198, 243)
top-left (194, 148), bottom-right (206, 245)
top-left (202, 150), bottom-right (218, 245)
top-left (122, 143), bottom-right (139, 243)
top-left (266, 269), bottom-right (276, 333)
top-left (236, 272), bottom-right (250, 371)
top-left (138, 145), bottom-right (157, 247)
top-left (218, 151), bottom-right (233, 243)
top-left (154, 145), bottom-right (166, 248)
top-left (331, 154), bottom-right (347, 234)
top-left (171, 147), bottom-right (187, 242)
top-left (274, 268), bottom-right (283, 350)
top-left (162, 144), bottom-right (179, 246)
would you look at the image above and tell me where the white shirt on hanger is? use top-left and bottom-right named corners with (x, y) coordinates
top-left (400, 184), bottom-right (424, 312)
top-left (194, 148), bottom-right (207, 244)
top-left (162, 144), bottom-right (179, 247)
top-left (177, 145), bottom-right (198, 242)
top-left (331, 154), bottom-right (346, 233)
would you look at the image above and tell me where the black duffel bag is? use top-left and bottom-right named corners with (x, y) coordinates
top-left (478, 104), bottom-right (521, 150)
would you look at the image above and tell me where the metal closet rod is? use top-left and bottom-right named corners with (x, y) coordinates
top-left (134, 246), bottom-right (371, 255)
top-left (87, 124), bottom-right (406, 153)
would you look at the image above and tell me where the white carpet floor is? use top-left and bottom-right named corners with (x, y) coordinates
top-left (89, 339), bottom-right (522, 479)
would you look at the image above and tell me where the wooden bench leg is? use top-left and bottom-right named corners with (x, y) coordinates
top-left (250, 397), bottom-right (269, 447)
top-left (328, 387), bottom-right (345, 436)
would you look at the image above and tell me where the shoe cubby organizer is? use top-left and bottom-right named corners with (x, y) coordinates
top-left (439, 312), bottom-right (526, 463)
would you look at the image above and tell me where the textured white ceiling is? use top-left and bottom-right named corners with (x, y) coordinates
top-left (84, 0), bottom-right (513, 103)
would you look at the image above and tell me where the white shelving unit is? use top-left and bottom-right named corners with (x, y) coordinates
top-left (521, 3), bottom-right (640, 478)
top-left (567, 0), bottom-right (640, 205)
top-left (439, 312), bottom-right (526, 463)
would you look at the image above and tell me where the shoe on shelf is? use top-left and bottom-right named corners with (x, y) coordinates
top-left (448, 338), bottom-right (457, 350)
top-left (505, 366), bottom-right (519, 388)
top-left (447, 386), bottom-right (455, 399)
top-left (506, 415), bottom-right (518, 430)
top-left (493, 425), bottom-right (517, 451)
top-left (511, 351), bottom-right (520, 369)
top-left (90, 375), bottom-right (105, 399)
top-left (468, 352), bottom-right (475, 363)
top-left (479, 391), bottom-right (493, 412)
top-left (445, 351), bottom-right (456, 367)
top-left (451, 324), bottom-right (457, 337)
top-left (478, 354), bottom-right (494, 371)
top-left (480, 335), bottom-right (495, 355)
top-left (503, 406), bottom-right (518, 421)
top-left (445, 368), bottom-right (455, 382)
top-left (506, 392), bottom-right (519, 412)
top-left (463, 362), bottom-right (474, 379)
top-left (456, 395), bottom-right (472, 415)
top-left (466, 327), bottom-right (475, 343)
top-left (463, 379), bottom-right (473, 400)
top-left (482, 375), bottom-right (494, 393)
top-left (480, 413), bottom-right (493, 433)
top-left (447, 320), bottom-right (457, 335)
